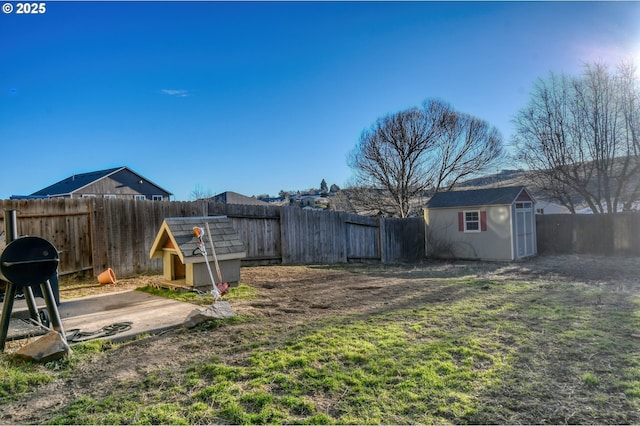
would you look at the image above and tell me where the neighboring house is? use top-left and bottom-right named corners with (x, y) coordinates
top-left (534, 200), bottom-right (571, 215)
top-left (260, 196), bottom-right (287, 205)
top-left (15, 166), bottom-right (172, 201)
top-left (290, 193), bottom-right (333, 209)
top-left (423, 186), bottom-right (537, 261)
top-left (575, 201), bottom-right (640, 214)
top-left (299, 194), bottom-right (320, 208)
top-left (211, 191), bottom-right (268, 206)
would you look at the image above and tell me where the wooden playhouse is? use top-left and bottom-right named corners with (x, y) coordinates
top-left (149, 216), bottom-right (246, 290)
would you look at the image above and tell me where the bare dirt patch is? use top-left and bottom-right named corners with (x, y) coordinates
top-left (2, 255), bottom-right (639, 424)
top-left (58, 254), bottom-right (640, 302)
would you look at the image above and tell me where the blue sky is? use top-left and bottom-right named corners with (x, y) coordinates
top-left (1, 1), bottom-right (639, 201)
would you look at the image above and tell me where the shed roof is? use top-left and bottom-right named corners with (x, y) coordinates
top-left (425, 186), bottom-right (533, 209)
top-left (149, 216), bottom-right (246, 264)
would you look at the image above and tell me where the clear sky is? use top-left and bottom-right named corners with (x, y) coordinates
top-left (2, 1), bottom-right (639, 201)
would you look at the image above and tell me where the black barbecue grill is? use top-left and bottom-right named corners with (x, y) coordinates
top-left (0, 210), bottom-right (65, 351)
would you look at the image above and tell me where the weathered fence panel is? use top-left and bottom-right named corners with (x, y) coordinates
top-left (281, 207), bottom-right (347, 264)
top-left (0, 199), bottom-right (92, 275)
top-left (536, 212), bottom-right (640, 256)
top-left (208, 202), bottom-right (282, 265)
top-left (91, 198), bottom-right (208, 276)
top-left (345, 214), bottom-right (380, 262)
top-left (612, 212), bottom-right (640, 255)
top-left (381, 217), bottom-right (426, 262)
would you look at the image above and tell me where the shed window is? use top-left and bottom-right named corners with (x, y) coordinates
top-left (133, 195), bottom-right (146, 200)
top-left (152, 195), bottom-right (164, 201)
top-left (465, 211), bottom-right (480, 232)
top-left (458, 210), bottom-right (487, 233)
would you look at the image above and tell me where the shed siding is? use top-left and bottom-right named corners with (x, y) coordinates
top-left (516, 191), bottom-right (533, 202)
top-left (425, 205), bottom-right (513, 261)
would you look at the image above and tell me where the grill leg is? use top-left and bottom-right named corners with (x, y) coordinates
top-left (0, 282), bottom-right (17, 352)
top-left (23, 286), bottom-right (40, 323)
top-left (40, 280), bottom-right (65, 340)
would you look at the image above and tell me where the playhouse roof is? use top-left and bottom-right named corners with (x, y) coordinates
top-left (425, 186), bottom-right (534, 209)
top-left (149, 216), bottom-right (246, 264)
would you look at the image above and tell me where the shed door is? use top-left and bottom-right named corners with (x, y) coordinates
top-left (515, 202), bottom-right (535, 258)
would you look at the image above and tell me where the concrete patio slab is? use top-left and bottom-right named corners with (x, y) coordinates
top-left (59, 290), bottom-right (201, 342)
top-left (4, 290), bottom-right (201, 344)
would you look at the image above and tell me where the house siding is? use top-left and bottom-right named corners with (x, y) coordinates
top-left (74, 169), bottom-right (171, 200)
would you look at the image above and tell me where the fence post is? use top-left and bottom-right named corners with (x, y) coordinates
top-left (378, 214), bottom-right (385, 263)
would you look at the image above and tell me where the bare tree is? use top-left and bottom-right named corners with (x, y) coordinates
top-left (436, 108), bottom-right (504, 190)
top-left (190, 184), bottom-right (214, 201)
top-left (348, 99), bottom-right (504, 217)
top-left (513, 62), bottom-right (640, 213)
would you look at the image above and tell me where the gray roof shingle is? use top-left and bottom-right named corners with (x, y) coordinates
top-left (162, 216), bottom-right (246, 260)
top-left (426, 186), bottom-right (530, 209)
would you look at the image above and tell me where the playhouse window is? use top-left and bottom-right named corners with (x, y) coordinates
top-left (464, 211), bottom-right (480, 232)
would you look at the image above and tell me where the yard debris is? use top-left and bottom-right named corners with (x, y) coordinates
top-left (66, 322), bottom-right (133, 343)
top-left (13, 331), bottom-right (71, 363)
top-left (183, 301), bottom-right (234, 328)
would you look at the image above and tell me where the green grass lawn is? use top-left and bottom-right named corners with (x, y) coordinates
top-left (2, 267), bottom-right (639, 424)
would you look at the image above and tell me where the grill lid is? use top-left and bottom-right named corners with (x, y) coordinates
top-left (0, 236), bottom-right (59, 287)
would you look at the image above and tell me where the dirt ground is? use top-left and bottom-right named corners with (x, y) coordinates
top-left (2, 254), bottom-right (639, 424)
top-left (59, 253), bottom-right (640, 301)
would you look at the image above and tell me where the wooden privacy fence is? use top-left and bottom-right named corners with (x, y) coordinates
top-left (1, 198), bottom-right (426, 278)
top-left (0, 199), bottom-right (93, 275)
top-left (536, 212), bottom-right (640, 256)
top-left (207, 202), bottom-right (425, 265)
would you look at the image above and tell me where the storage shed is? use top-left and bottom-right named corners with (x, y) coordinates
top-left (423, 186), bottom-right (536, 261)
top-left (149, 216), bottom-right (246, 290)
